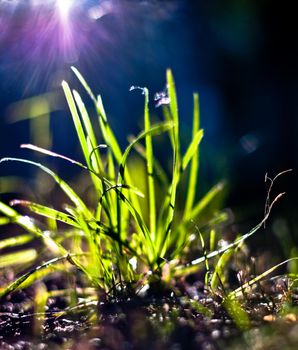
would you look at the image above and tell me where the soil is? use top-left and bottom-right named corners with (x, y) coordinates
top-left (1, 271), bottom-right (298, 350)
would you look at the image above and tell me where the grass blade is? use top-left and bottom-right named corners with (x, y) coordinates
top-left (182, 129), bottom-right (203, 172)
top-left (210, 249), bottom-right (234, 290)
top-left (10, 200), bottom-right (80, 228)
top-left (156, 70), bottom-right (181, 258)
top-left (0, 200), bottom-right (67, 255)
top-left (0, 235), bottom-right (34, 249)
top-left (72, 90), bottom-right (104, 175)
top-left (230, 257), bottom-right (298, 299)
top-left (0, 249), bottom-right (37, 268)
top-left (143, 87), bottom-right (156, 238)
top-left (0, 158), bottom-right (93, 219)
top-left (184, 93), bottom-right (200, 215)
top-left (118, 122), bottom-right (174, 183)
top-left (0, 255), bottom-right (69, 298)
top-left (183, 182), bottom-right (225, 223)
top-left (174, 192), bottom-right (285, 276)
top-left (71, 66), bottom-right (97, 104)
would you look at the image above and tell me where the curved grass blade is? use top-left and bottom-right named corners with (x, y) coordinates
top-left (62, 81), bottom-right (104, 194)
top-left (174, 192), bottom-right (285, 276)
top-left (0, 158), bottom-right (93, 220)
top-left (10, 200), bottom-right (80, 228)
top-left (61, 82), bottom-right (103, 196)
top-left (210, 249), bottom-right (234, 290)
top-left (71, 67), bottom-right (122, 164)
top-left (0, 255), bottom-right (69, 298)
top-left (0, 201), bottom-right (66, 255)
top-left (20, 144), bottom-right (88, 170)
top-left (62, 81), bottom-right (90, 165)
top-left (166, 69), bottom-right (179, 146)
top-left (71, 66), bottom-right (97, 104)
top-left (229, 257), bottom-right (298, 299)
top-left (118, 121), bottom-right (174, 183)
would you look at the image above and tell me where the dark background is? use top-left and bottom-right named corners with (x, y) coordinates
top-left (0, 0), bottom-right (297, 252)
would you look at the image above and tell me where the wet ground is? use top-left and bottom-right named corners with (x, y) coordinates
top-left (1, 271), bottom-right (298, 350)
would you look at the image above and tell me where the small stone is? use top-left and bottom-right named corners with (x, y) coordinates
top-left (263, 314), bottom-right (276, 322)
top-left (284, 313), bottom-right (297, 322)
top-left (89, 338), bottom-right (102, 348)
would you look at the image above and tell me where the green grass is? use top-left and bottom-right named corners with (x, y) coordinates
top-left (0, 68), bottom-right (293, 317)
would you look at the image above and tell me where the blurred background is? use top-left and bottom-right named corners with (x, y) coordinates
top-left (0, 0), bottom-right (297, 256)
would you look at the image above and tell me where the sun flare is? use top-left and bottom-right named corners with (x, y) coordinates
top-left (57, 0), bottom-right (73, 19)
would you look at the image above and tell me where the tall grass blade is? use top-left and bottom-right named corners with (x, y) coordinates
top-left (157, 70), bottom-right (181, 257)
top-left (70, 66), bottom-right (97, 104)
top-left (143, 87), bottom-right (156, 239)
top-left (72, 90), bottom-right (104, 182)
top-left (184, 93), bottom-right (200, 215)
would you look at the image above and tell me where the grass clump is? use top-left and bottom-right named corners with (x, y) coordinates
top-left (0, 68), bottom-right (292, 317)
top-left (0, 68), bottom-right (225, 297)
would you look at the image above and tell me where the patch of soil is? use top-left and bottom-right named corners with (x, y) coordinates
top-left (0, 272), bottom-right (298, 349)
